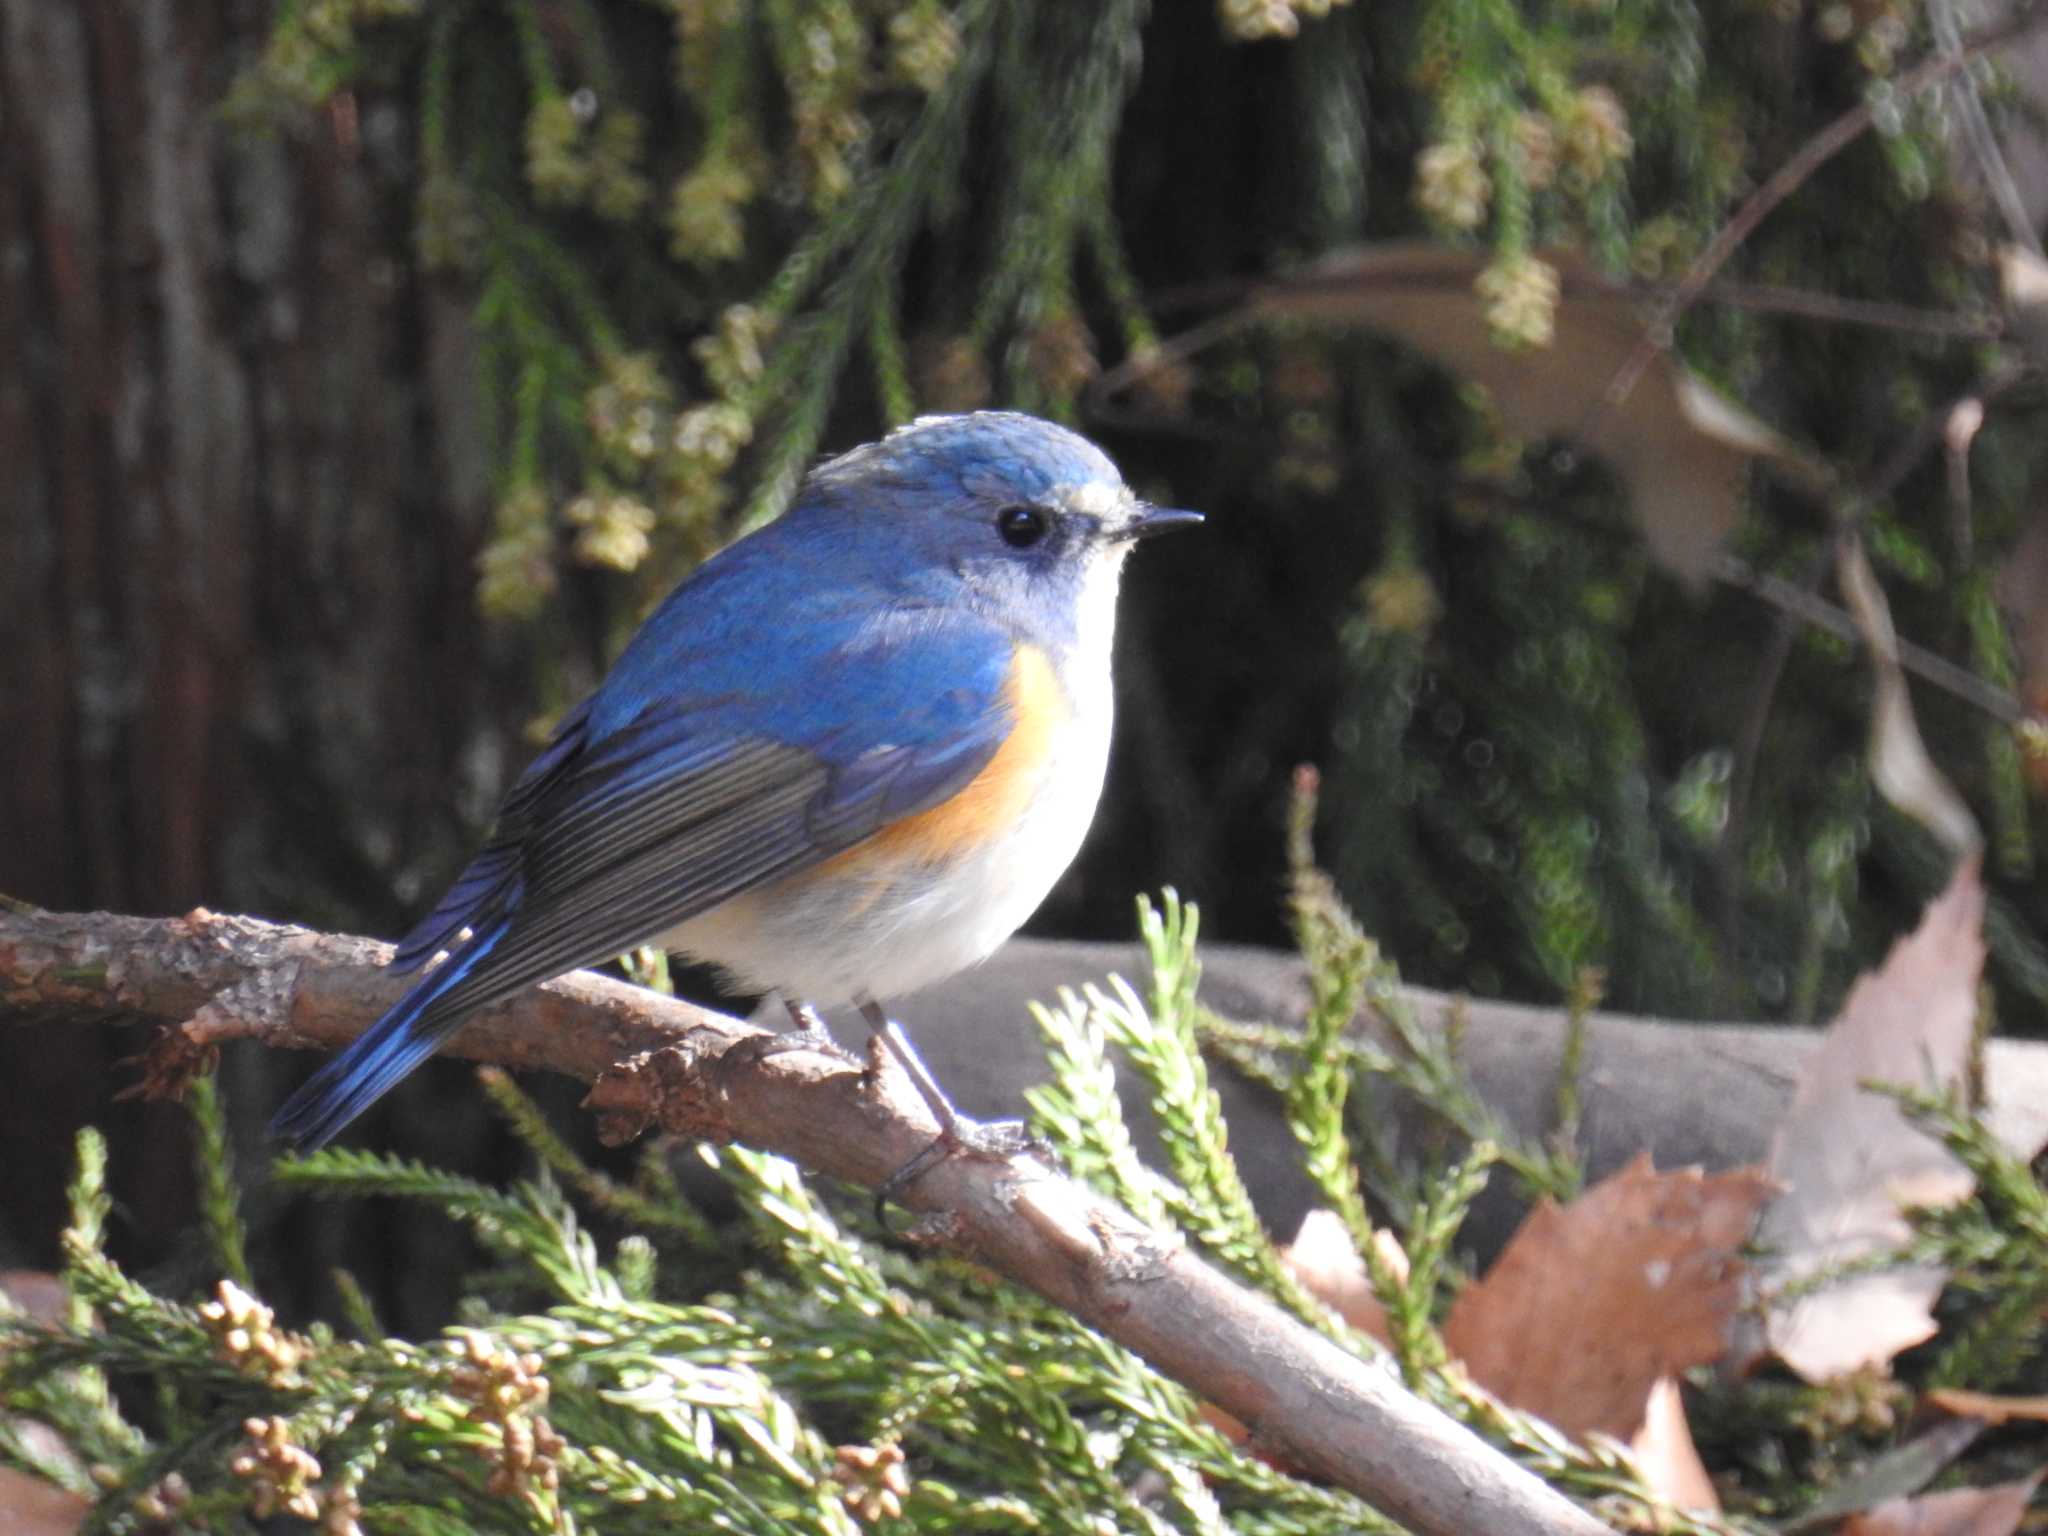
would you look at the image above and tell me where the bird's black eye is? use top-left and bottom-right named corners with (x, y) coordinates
top-left (996, 504), bottom-right (1052, 549)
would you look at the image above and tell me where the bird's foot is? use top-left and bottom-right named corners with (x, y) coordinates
top-left (773, 1000), bottom-right (861, 1062)
top-left (719, 1001), bottom-right (861, 1081)
top-left (875, 1116), bottom-right (1044, 1210)
top-left (857, 997), bottom-right (1053, 1215)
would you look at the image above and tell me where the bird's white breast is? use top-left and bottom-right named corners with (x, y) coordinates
top-left (660, 547), bottom-right (1125, 1005)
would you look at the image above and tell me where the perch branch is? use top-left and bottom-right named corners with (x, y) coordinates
top-left (0, 904), bottom-right (1612, 1536)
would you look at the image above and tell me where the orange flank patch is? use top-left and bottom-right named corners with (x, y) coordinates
top-left (823, 644), bottom-right (1066, 872)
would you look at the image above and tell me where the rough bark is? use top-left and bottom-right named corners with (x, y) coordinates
top-left (0, 0), bottom-right (506, 1266)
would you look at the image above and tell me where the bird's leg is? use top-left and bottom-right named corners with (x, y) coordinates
top-left (778, 999), bottom-right (845, 1055)
top-left (860, 1000), bottom-right (965, 1134)
top-left (858, 997), bottom-right (1043, 1207)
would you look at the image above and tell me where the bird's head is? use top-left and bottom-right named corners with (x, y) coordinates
top-left (805, 411), bottom-right (1201, 645)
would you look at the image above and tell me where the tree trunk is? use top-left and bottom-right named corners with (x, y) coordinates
top-left (0, 0), bottom-right (508, 1272)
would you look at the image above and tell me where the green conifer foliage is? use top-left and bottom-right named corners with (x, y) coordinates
top-left (221, 0), bottom-right (2048, 1028)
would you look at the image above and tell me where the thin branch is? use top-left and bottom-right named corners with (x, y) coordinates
top-left (1583, 5), bottom-right (2048, 442)
top-left (1446, 472), bottom-right (2025, 727)
top-left (1692, 282), bottom-right (2002, 339)
top-left (0, 905), bottom-right (1614, 1536)
top-left (1713, 552), bottom-right (2023, 724)
top-left (1931, 0), bottom-right (2045, 261)
top-left (1721, 363), bottom-right (2027, 939)
top-left (1859, 362), bottom-right (2032, 510)
top-left (1721, 537), bottom-right (1842, 949)
top-left (1141, 273), bottom-right (2000, 336)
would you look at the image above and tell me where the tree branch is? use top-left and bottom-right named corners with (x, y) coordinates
top-left (0, 904), bottom-right (1612, 1536)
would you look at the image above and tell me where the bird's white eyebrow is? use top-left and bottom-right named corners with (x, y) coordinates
top-left (1062, 480), bottom-right (1129, 517)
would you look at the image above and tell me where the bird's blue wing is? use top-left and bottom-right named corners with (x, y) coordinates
top-left (386, 696), bottom-right (598, 975)
top-left (270, 611), bottom-right (1019, 1147)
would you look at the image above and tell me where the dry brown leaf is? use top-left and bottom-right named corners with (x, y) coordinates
top-left (1442, 1153), bottom-right (1777, 1440)
top-left (1253, 243), bottom-right (1826, 583)
top-left (1744, 861), bottom-right (1986, 1382)
top-left (1629, 1374), bottom-right (1720, 1514)
top-left (1924, 1387), bottom-right (2048, 1426)
top-left (1791, 1421), bottom-right (1989, 1532)
top-left (0, 1271), bottom-right (70, 1330)
top-left (1837, 1472), bottom-right (2042, 1536)
top-left (0, 1467), bottom-right (87, 1536)
top-left (1279, 1208), bottom-right (1397, 1343)
top-left (2, 1273), bottom-right (96, 1515)
top-left (1837, 538), bottom-right (1983, 857)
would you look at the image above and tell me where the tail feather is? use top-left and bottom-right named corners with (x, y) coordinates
top-left (269, 913), bottom-right (512, 1149)
top-left (389, 844), bottom-right (521, 973)
top-left (389, 703), bottom-right (591, 974)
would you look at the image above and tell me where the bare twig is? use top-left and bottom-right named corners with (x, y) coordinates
top-left (1862, 362), bottom-right (2032, 510)
top-left (1714, 552), bottom-right (2023, 723)
top-left (1584, 6), bottom-right (2048, 442)
top-left (1690, 282), bottom-right (2002, 338)
top-left (1931, 0), bottom-right (2044, 261)
top-left (1445, 471), bottom-right (2025, 727)
top-left (1721, 538), bottom-right (1843, 949)
top-left (1722, 362), bottom-right (2025, 937)
top-left (0, 905), bottom-right (1613, 1536)
top-left (1136, 273), bottom-right (2002, 339)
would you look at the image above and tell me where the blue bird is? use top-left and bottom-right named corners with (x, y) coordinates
top-left (270, 411), bottom-right (1200, 1152)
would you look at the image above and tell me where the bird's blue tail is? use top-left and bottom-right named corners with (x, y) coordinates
top-left (268, 914), bottom-right (512, 1149)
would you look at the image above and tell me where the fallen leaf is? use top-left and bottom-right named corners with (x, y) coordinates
top-left (1785, 1421), bottom-right (1986, 1534)
top-left (1629, 1374), bottom-right (1720, 1514)
top-left (1837, 1472), bottom-right (2042, 1536)
top-left (1837, 538), bottom-right (1982, 857)
top-left (1924, 1386), bottom-right (2048, 1426)
top-left (1279, 1208), bottom-right (1397, 1343)
top-left (1443, 1153), bottom-right (1777, 1440)
top-left (0, 1467), bottom-right (87, 1536)
top-left (0, 1271), bottom-right (68, 1329)
top-left (1252, 243), bottom-right (1828, 584)
top-left (2, 1274), bottom-right (97, 1509)
top-left (1743, 862), bottom-right (1986, 1382)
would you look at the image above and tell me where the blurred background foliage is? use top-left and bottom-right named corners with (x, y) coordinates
top-left (222, 0), bottom-right (2048, 1021)
top-left (8, 0), bottom-right (2048, 1304)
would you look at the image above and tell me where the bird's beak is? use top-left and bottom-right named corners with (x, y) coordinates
top-left (1121, 504), bottom-right (1205, 542)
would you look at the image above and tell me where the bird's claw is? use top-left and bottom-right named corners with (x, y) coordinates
top-left (873, 1116), bottom-right (1052, 1219)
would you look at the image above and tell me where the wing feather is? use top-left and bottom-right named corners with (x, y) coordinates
top-left (273, 612), bottom-right (1024, 1146)
top-left (419, 745), bottom-right (830, 1023)
top-left (366, 631), bottom-right (1019, 1040)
